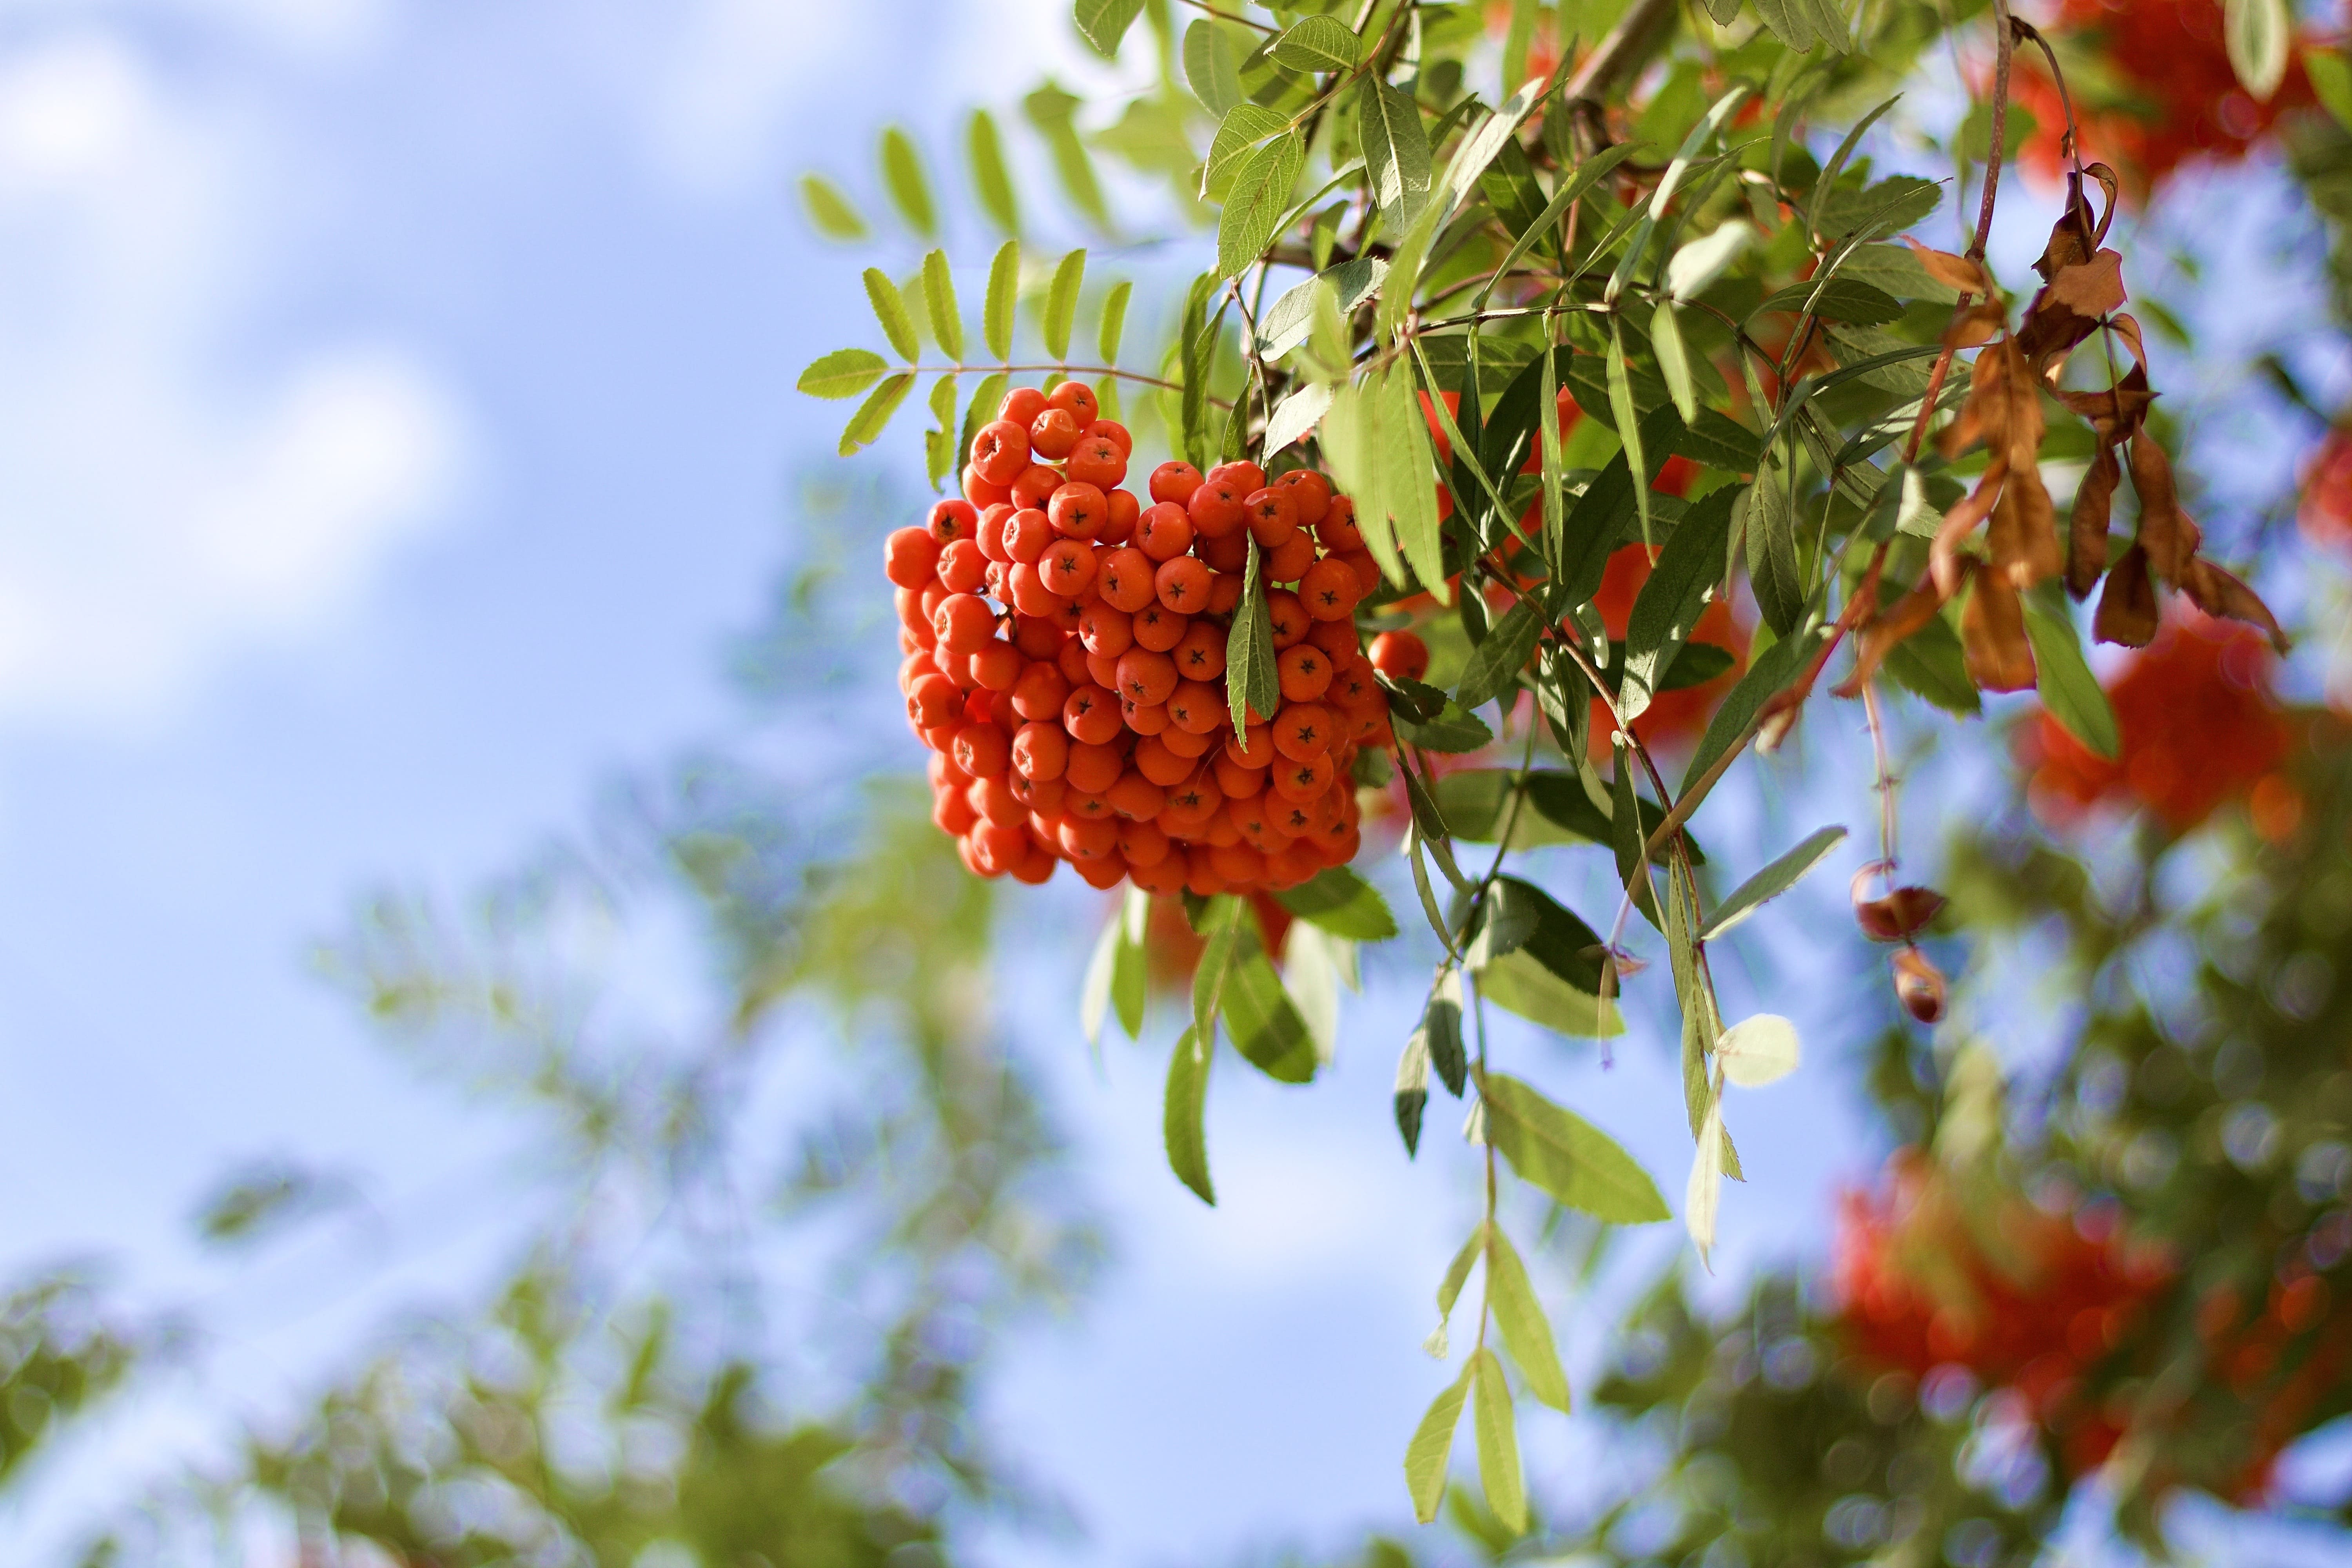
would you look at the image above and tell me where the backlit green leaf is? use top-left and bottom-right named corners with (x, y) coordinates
top-left (1276, 866), bottom-right (1398, 940)
top-left (1405, 1361), bottom-right (1473, 1523)
top-left (1096, 279), bottom-right (1132, 364)
top-left (2226, 0), bottom-right (2290, 100)
top-left (1357, 76), bottom-right (1430, 236)
top-left (878, 126), bottom-right (935, 238)
top-left (838, 372), bottom-right (915, 455)
top-left (1270, 14), bottom-right (1362, 72)
top-left (1479, 1071), bottom-right (1671, 1223)
top-left (1470, 1348), bottom-right (1527, 1535)
top-left (920, 250), bottom-right (961, 360)
top-left (1485, 1229), bottom-right (1570, 1412)
top-left (2025, 593), bottom-right (2121, 760)
top-left (862, 269), bottom-right (919, 362)
top-left (1043, 248), bottom-right (1086, 360)
top-left (798, 174), bottom-right (867, 240)
top-left (1702, 825), bottom-right (1848, 940)
top-left (1455, 593), bottom-right (1546, 712)
top-left (797, 348), bottom-right (891, 401)
top-left (1227, 538), bottom-right (1278, 738)
top-left (1074, 0), bottom-right (1147, 57)
top-left (967, 109), bottom-right (1018, 235)
top-left (1217, 131), bottom-right (1303, 279)
top-left (984, 241), bottom-right (1019, 361)
top-left (1163, 1025), bottom-right (1214, 1204)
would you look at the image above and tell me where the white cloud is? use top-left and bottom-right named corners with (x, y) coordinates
top-left (0, 26), bottom-right (467, 729)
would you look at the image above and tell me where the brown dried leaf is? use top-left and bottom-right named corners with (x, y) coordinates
top-left (2034, 170), bottom-right (2099, 281)
top-left (2019, 249), bottom-right (2125, 368)
top-left (1929, 455), bottom-right (2009, 598)
top-left (1989, 472), bottom-right (2063, 590)
top-left (2181, 558), bottom-right (2290, 653)
top-left (1904, 236), bottom-right (1993, 298)
top-left (1960, 568), bottom-right (2037, 691)
top-left (1891, 945), bottom-right (1947, 1023)
top-left (2127, 434), bottom-right (2188, 580)
top-left (2107, 312), bottom-right (2147, 372)
top-left (2067, 443), bottom-right (2120, 598)
top-left (1855, 884), bottom-right (1949, 942)
top-left (1834, 574), bottom-right (1955, 697)
top-left (1941, 340), bottom-right (2011, 459)
top-left (2057, 369), bottom-right (2155, 445)
top-left (2092, 542), bottom-right (2158, 646)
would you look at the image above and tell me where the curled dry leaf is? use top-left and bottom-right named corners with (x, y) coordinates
top-left (1853, 873), bottom-right (1948, 942)
top-left (2033, 164), bottom-right (2118, 281)
top-left (2067, 443), bottom-right (2121, 599)
top-left (1960, 569), bottom-right (2038, 692)
top-left (2181, 558), bottom-right (2292, 653)
top-left (1930, 461), bottom-right (2008, 597)
top-left (1891, 945), bottom-right (1947, 1024)
top-left (1837, 573), bottom-right (1950, 696)
top-left (2094, 542), bottom-right (2160, 647)
top-left (1902, 237), bottom-right (1992, 298)
top-left (2127, 435), bottom-right (2189, 580)
top-left (2017, 249), bottom-right (2125, 370)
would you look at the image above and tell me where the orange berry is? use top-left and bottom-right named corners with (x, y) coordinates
top-left (906, 672), bottom-right (959, 729)
top-left (1046, 379), bottom-right (1099, 428)
top-left (1084, 649), bottom-right (1121, 690)
top-left (1155, 556), bottom-right (1212, 613)
top-left (1067, 740), bottom-right (1124, 794)
top-left (999, 386), bottom-right (1049, 426)
top-left (1271, 752), bottom-right (1334, 801)
top-left (1187, 477), bottom-right (1248, 538)
top-left (1007, 562), bottom-right (1060, 618)
top-left (937, 538), bottom-right (988, 594)
top-left (1297, 558), bottom-right (1360, 621)
top-left (1276, 644), bottom-right (1334, 703)
top-left (1214, 753), bottom-right (1264, 799)
top-left (1101, 488), bottom-right (1140, 544)
top-left (1173, 619), bottom-right (1227, 681)
top-left (1011, 661), bottom-right (1069, 721)
top-left (1012, 614), bottom-right (1062, 659)
top-left (1183, 851), bottom-right (1226, 897)
top-left (976, 503), bottom-right (1015, 563)
top-left (1136, 502), bottom-right (1194, 561)
top-left (968, 775), bottom-right (1026, 828)
top-left (1040, 538), bottom-right (1099, 598)
top-left (1010, 772), bottom-right (1064, 814)
top-left (1267, 590), bottom-right (1308, 649)
top-left (1224, 724), bottom-right (1276, 769)
top-left (933, 592), bottom-right (996, 653)
top-left (1077, 603), bottom-right (1133, 658)
top-left (934, 788), bottom-right (979, 835)
top-left (1116, 817), bottom-right (1171, 866)
top-left (1274, 702), bottom-right (1333, 760)
top-left (1011, 721), bottom-right (1070, 781)
top-left (1054, 637), bottom-right (1093, 686)
top-left (1092, 419), bottom-right (1134, 456)
top-left (1151, 461), bottom-right (1205, 505)
top-left (884, 526), bottom-right (940, 590)
top-left (1073, 854), bottom-right (1128, 890)
top-left (1264, 529), bottom-right (1318, 583)
top-left (1108, 770), bottom-right (1167, 820)
top-left (1097, 548), bottom-right (1158, 613)
top-left (1115, 647), bottom-right (1179, 707)
top-left (1369, 630), bottom-right (1430, 682)
top-left (970, 641), bottom-right (1022, 691)
top-left (1133, 735), bottom-right (1195, 787)
top-left (1207, 570), bottom-right (1245, 615)
top-left (1160, 724), bottom-right (1215, 759)
top-left (1169, 679), bottom-right (1227, 735)
top-left (1123, 696), bottom-right (1170, 735)
top-left (927, 497), bottom-right (979, 544)
top-left (1317, 496), bottom-right (1363, 552)
top-left (1004, 507), bottom-right (1052, 564)
top-left (953, 722), bottom-right (1011, 779)
top-left (1062, 791), bottom-right (1110, 822)
top-left (961, 464), bottom-right (1012, 510)
top-left (1059, 816), bottom-right (1119, 861)
top-left (1337, 548), bottom-right (1381, 593)
top-left (1030, 406), bottom-right (1083, 460)
top-left (1009, 464), bottom-right (1060, 510)
top-left (1010, 848), bottom-right (1059, 886)
top-left (1243, 486), bottom-right (1298, 546)
top-left (1197, 530), bottom-right (1250, 574)
top-left (1066, 434), bottom-right (1126, 490)
top-left (1048, 481), bottom-right (1108, 539)
top-left (1327, 656), bottom-right (1378, 709)
top-left (1062, 684), bottom-right (1124, 746)
top-left (970, 421), bottom-right (1031, 485)
top-left (1214, 460), bottom-right (1267, 494)
top-left (1273, 468), bottom-right (1331, 525)
top-left (1131, 603), bottom-right (1188, 653)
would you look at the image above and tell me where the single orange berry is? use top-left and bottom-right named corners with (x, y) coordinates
top-left (998, 386), bottom-right (1048, 427)
top-left (1150, 461), bottom-right (1205, 506)
top-left (970, 421), bottom-right (1031, 485)
top-left (1369, 630), bottom-right (1430, 682)
top-left (884, 527), bottom-right (940, 591)
top-left (1030, 407), bottom-right (1083, 460)
top-left (1276, 644), bottom-right (1334, 703)
top-left (1131, 603), bottom-right (1188, 653)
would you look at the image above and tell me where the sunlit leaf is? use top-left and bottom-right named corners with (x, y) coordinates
top-left (1470, 1348), bottom-right (1527, 1535)
top-left (1357, 76), bottom-right (1430, 236)
top-left (1271, 14), bottom-right (1362, 71)
top-left (878, 126), bottom-right (935, 238)
top-left (1478, 1072), bottom-right (1670, 1223)
top-left (1096, 279), bottom-right (1131, 364)
top-left (862, 269), bottom-right (920, 362)
top-left (984, 241), bottom-right (1019, 361)
top-left (1043, 248), bottom-right (1086, 361)
top-left (1163, 1025), bottom-right (1214, 1204)
top-left (2226, 0), bottom-right (2291, 100)
top-left (1074, 0), bottom-right (1147, 57)
top-left (1405, 1360), bottom-right (1473, 1523)
top-left (798, 174), bottom-right (867, 240)
top-left (1217, 131), bottom-right (1303, 279)
top-left (838, 373), bottom-right (914, 454)
top-left (920, 250), bottom-right (961, 360)
top-left (798, 348), bottom-right (891, 400)
top-left (1484, 1229), bottom-right (1570, 1412)
top-left (1700, 826), bottom-right (1848, 940)
top-left (1276, 866), bottom-right (1398, 940)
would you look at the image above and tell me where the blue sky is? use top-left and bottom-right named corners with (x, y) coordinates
top-left (0, 2), bottom-right (2342, 1564)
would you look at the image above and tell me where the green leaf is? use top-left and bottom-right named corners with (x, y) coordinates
top-left (1192, 895), bottom-right (1240, 1046)
top-left (1701, 825), bottom-right (1848, 940)
top-left (1469, 1348), bottom-right (1527, 1535)
top-left (1183, 18), bottom-right (1252, 116)
top-left (1163, 1025), bottom-right (1214, 1203)
top-left (1357, 76), bottom-right (1431, 236)
top-left (1664, 218), bottom-right (1755, 300)
top-left (1621, 485), bottom-right (1740, 721)
top-left (920, 250), bottom-right (962, 359)
top-left (959, 370), bottom-right (1006, 481)
top-left (1024, 81), bottom-right (1112, 231)
top-left (1394, 698), bottom-right (1493, 753)
top-left (1179, 272), bottom-right (1216, 468)
top-left (1436, 770), bottom-right (1580, 850)
top-left (984, 241), bottom-right (1019, 361)
top-left (1043, 248), bottom-right (1086, 361)
top-left (1883, 607), bottom-right (1981, 715)
top-left (1605, 319), bottom-right (1649, 547)
top-left (1114, 887), bottom-right (1148, 1037)
top-left (1217, 131), bottom-right (1303, 279)
top-left (1478, 1072), bottom-right (1671, 1223)
top-left (924, 374), bottom-right (958, 490)
top-left (1074, 0), bottom-right (1147, 57)
top-left (1755, 277), bottom-right (1905, 326)
top-left (1454, 594), bottom-right (1546, 713)
top-left (1382, 363), bottom-right (1447, 597)
top-left (1652, 301), bottom-right (1697, 423)
top-left (2025, 594), bottom-right (2121, 760)
top-left (2308, 47), bottom-right (2352, 130)
top-left (1681, 621), bottom-right (1828, 795)
top-left (798, 174), bottom-right (867, 240)
top-left (797, 348), bottom-right (891, 401)
top-left (1612, 748), bottom-right (1661, 931)
top-left (1717, 1012), bottom-right (1801, 1088)
top-left (878, 126), bottom-right (935, 238)
top-left (1265, 381), bottom-right (1335, 456)
top-left (1227, 538), bottom-right (1278, 738)
top-left (1224, 945), bottom-right (1319, 1083)
top-left (966, 110), bottom-right (1019, 236)
top-left (1485, 1230), bottom-right (1570, 1412)
top-left (1421, 965), bottom-right (1467, 1097)
top-left (1746, 468), bottom-right (1804, 638)
top-left (1202, 103), bottom-right (1288, 202)
top-left (862, 269), bottom-right (920, 362)
top-left (1270, 14), bottom-right (1362, 71)
top-left (1464, 877), bottom-right (1545, 969)
top-left (838, 372), bottom-right (914, 454)
top-left (1479, 949), bottom-right (1624, 1038)
top-left (2226, 0), bottom-right (2291, 100)
top-left (1405, 1361), bottom-right (1474, 1524)
top-left (1436, 1221), bottom-right (1487, 1327)
top-left (1258, 257), bottom-right (1387, 358)
top-left (1081, 901), bottom-right (1122, 1047)
top-left (1277, 866), bottom-right (1399, 940)
top-left (1395, 1029), bottom-right (1430, 1154)
top-left (1097, 279), bottom-right (1131, 364)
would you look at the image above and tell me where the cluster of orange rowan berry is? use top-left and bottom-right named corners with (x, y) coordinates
top-left (886, 382), bottom-right (1402, 896)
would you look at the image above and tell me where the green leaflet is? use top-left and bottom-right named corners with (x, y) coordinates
top-left (1652, 299), bottom-right (1697, 423)
top-left (1178, 272), bottom-right (1216, 467)
top-left (2024, 592), bottom-right (2122, 760)
top-left (1746, 463), bottom-right (1805, 638)
top-left (1382, 363), bottom-right (1448, 599)
top-left (1357, 76), bottom-right (1431, 236)
top-left (958, 371), bottom-right (1007, 483)
top-left (1478, 949), bottom-right (1624, 1038)
top-left (984, 241), bottom-right (1019, 360)
top-left (837, 373), bottom-right (914, 455)
top-left (923, 375), bottom-right (958, 491)
top-left (1436, 1221), bottom-right (1488, 1327)
top-left (920, 250), bottom-right (961, 359)
top-left (1753, 277), bottom-right (1906, 326)
top-left (1202, 103), bottom-right (1287, 202)
top-left (1023, 82), bottom-right (1109, 230)
top-left (1256, 257), bottom-right (1387, 358)
top-left (1883, 608), bottom-right (1982, 715)
top-left (1463, 877), bottom-right (1545, 970)
top-left (1612, 746), bottom-right (1662, 931)
top-left (1701, 825), bottom-right (1849, 940)
top-left (1454, 592), bottom-right (1547, 712)
top-left (1113, 887), bottom-right (1148, 1038)
top-left (1421, 964), bottom-right (1466, 1097)
top-left (1182, 17), bottom-right (1252, 115)
top-left (1405, 1360), bottom-right (1473, 1524)
top-left (1621, 485), bottom-right (1740, 722)
top-left (1276, 866), bottom-right (1399, 940)
top-left (1681, 617), bottom-right (1831, 796)
top-left (798, 174), bottom-right (866, 240)
top-left (1485, 1229), bottom-right (1570, 1412)
top-left (966, 110), bottom-right (1018, 235)
top-left (2225, 0), bottom-right (2291, 101)
top-left (1163, 1025), bottom-right (1214, 1204)
top-left (862, 269), bottom-right (920, 361)
top-left (1477, 1071), bottom-right (1671, 1223)
top-left (1042, 249), bottom-right (1086, 361)
top-left (797, 348), bottom-right (890, 401)
top-left (1605, 318), bottom-right (1648, 547)
top-left (1394, 698), bottom-right (1493, 753)
top-left (1226, 537), bottom-right (1278, 738)
top-left (1097, 279), bottom-right (1131, 363)
top-left (1223, 944), bottom-right (1320, 1083)
top-left (1217, 132), bottom-right (1304, 279)
top-left (1394, 1028), bottom-right (1430, 1155)
top-left (1073, 0), bottom-right (1146, 57)
top-left (1470, 1348), bottom-right (1527, 1535)
top-left (1270, 13), bottom-right (1362, 71)
top-left (878, 125), bottom-right (936, 237)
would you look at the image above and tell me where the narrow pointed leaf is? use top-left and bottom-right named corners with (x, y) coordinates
top-left (1043, 249), bottom-right (1086, 361)
top-left (1405, 1362), bottom-right (1474, 1523)
top-left (798, 174), bottom-right (867, 240)
top-left (838, 373), bottom-right (914, 455)
top-left (1227, 538), bottom-right (1278, 737)
top-left (967, 109), bottom-right (1018, 234)
top-left (1478, 1071), bottom-right (1671, 1223)
top-left (863, 269), bottom-right (920, 362)
top-left (1276, 866), bottom-right (1398, 940)
top-left (920, 250), bottom-right (962, 359)
top-left (1218, 132), bottom-right (1304, 278)
top-left (1485, 1229), bottom-right (1571, 1412)
top-left (1163, 1025), bottom-right (1214, 1204)
top-left (984, 240), bottom-right (1019, 360)
top-left (878, 126), bottom-right (935, 238)
top-left (1357, 76), bottom-right (1430, 235)
top-left (2024, 595), bottom-right (2121, 760)
top-left (1653, 301), bottom-right (1697, 423)
top-left (1470, 1349), bottom-right (1527, 1535)
top-left (1700, 825), bottom-right (1848, 939)
top-left (798, 348), bottom-right (891, 400)
top-left (1097, 279), bottom-right (1132, 363)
